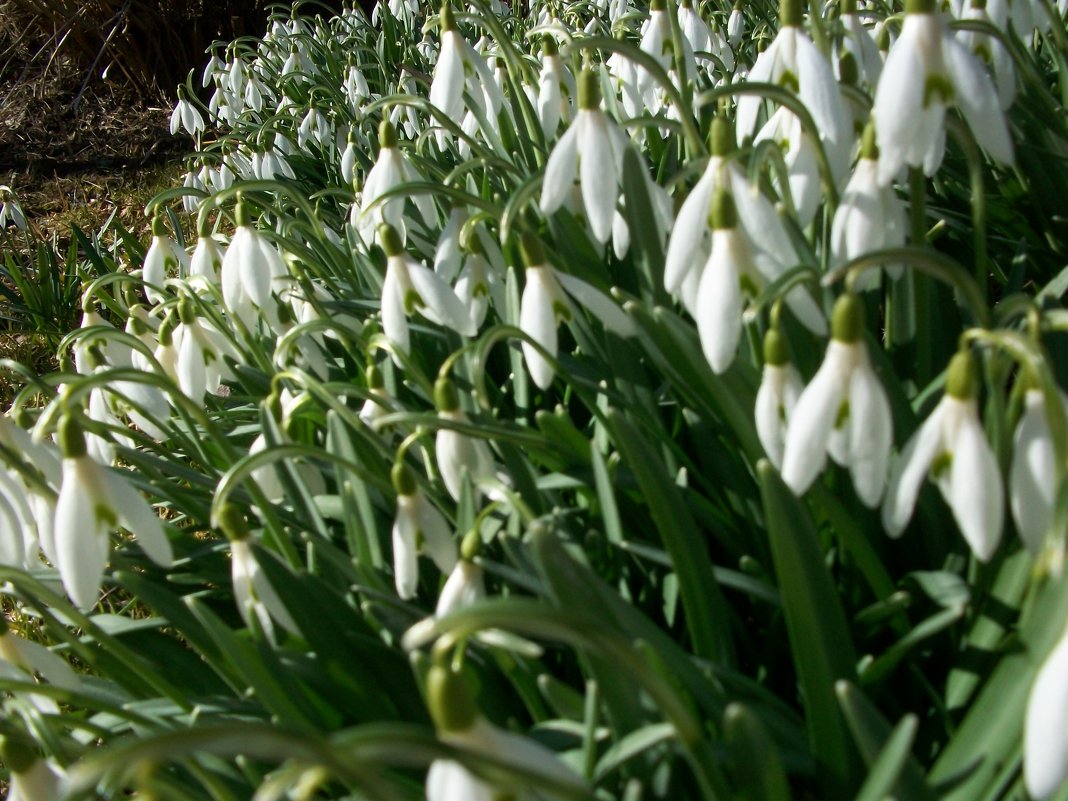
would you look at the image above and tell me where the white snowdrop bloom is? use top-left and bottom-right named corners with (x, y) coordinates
top-left (679, 0), bottom-right (734, 74)
top-left (1025, 622), bottom-right (1068, 800)
top-left (694, 190), bottom-right (766, 374)
top-left (1, 742), bottom-right (68, 801)
top-left (358, 364), bottom-right (393, 430)
top-left (636, 0), bottom-right (695, 112)
top-left (0, 188), bottom-right (26, 230)
top-left (0, 619), bottom-right (82, 713)
top-left (540, 70), bottom-right (629, 246)
top-left (728, 3), bottom-right (746, 47)
top-left (231, 537), bottom-right (299, 641)
top-left (53, 416), bottom-right (172, 611)
top-left (454, 243), bottom-right (492, 332)
top-left (174, 300), bottom-right (236, 400)
top-left (434, 377), bottom-right (496, 502)
top-left (882, 351), bottom-right (1004, 560)
top-left (1010, 387), bottom-right (1066, 554)
top-left (985, 0), bottom-right (1044, 36)
top-left (298, 104), bottom-right (333, 153)
top-left (536, 37), bottom-right (575, 139)
top-left (754, 106), bottom-right (825, 228)
top-left (607, 50), bottom-right (645, 119)
top-left (519, 235), bottom-right (570, 390)
top-left (838, 0), bottom-right (883, 87)
top-left (736, 0), bottom-right (852, 187)
top-left (755, 327), bottom-right (804, 470)
top-left (781, 294), bottom-right (893, 507)
top-left (426, 665), bottom-right (586, 794)
top-left (189, 230), bottom-right (224, 287)
top-left (226, 53), bottom-right (248, 98)
top-left (390, 462), bottom-right (458, 600)
top-left (436, 558), bottom-right (485, 618)
top-left (252, 148), bottom-right (295, 181)
top-left (829, 125), bottom-right (906, 288)
top-left (339, 129), bottom-right (360, 185)
top-left (428, 4), bottom-right (498, 147)
top-left (142, 217), bottom-right (190, 305)
top-left (434, 207), bottom-right (467, 282)
top-left (872, 0), bottom-right (1013, 184)
top-left (342, 62), bottom-right (371, 111)
top-left (169, 88), bottom-right (205, 137)
top-left (357, 121), bottom-right (437, 243)
top-left (665, 118), bottom-right (827, 336)
top-left (956, 0), bottom-right (1016, 111)
top-left (221, 201), bottom-right (289, 325)
top-left (379, 224), bottom-right (477, 357)
top-left (243, 70), bottom-right (267, 113)
top-left (426, 760), bottom-right (498, 801)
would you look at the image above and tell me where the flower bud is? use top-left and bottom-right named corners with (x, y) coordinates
top-left (460, 528), bottom-right (482, 561)
top-left (763, 327), bottom-right (791, 367)
top-left (946, 351), bottom-right (979, 400)
top-left (830, 294), bottom-right (864, 343)
top-left (709, 187), bottom-right (738, 230)
top-left (391, 461), bottom-right (418, 496)
top-left (378, 223), bottom-right (404, 257)
top-left (434, 376), bottom-right (460, 412)
top-left (57, 415), bottom-right (87, 459)
top-left (426, 664), bottom-right (478, 732)
top-left (578, 69), bottom-right (601, 111)
top-left (218, 503), bottom-right (251, 541)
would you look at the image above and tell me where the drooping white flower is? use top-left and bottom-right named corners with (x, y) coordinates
top-left (221, 201), bottom-right (289, 325)
top-left (434, 377), bottom-right (496, 502)
top-left (1, 740), bottom-right (68, 801)
top-left (426, 759), bottom-right (498, 801)
top-left (1010, 387), bottom-right (1065, 554)
top-left (53, 416), bottom-right (173, 611)
top-left (174, 299), bottom-right (236, 400)
top-left (781, 294), bottom-right (894, 507)
top-left (535, 37), bottom-right (575, 139)
top-left (378, 224), bottom-right (477, 357)
top-left (358, 363), bottom-right (393, 430)
top-left (1025, 621), bottom-right (1068, 800)
top-left (189, 230), bottom-right (224, 287)
top-left (872, 0), bottom-right (1013, 184)
top-left (755, 327), bottom-right (804, 469)
top-left (540, 69), bottom-right (629, 246)
top-left (142, 216), bottom-right (190, 305)
top-left (838, 0), bottom-right (884, 87)
top-left (679, 0), bottom-right (734, 74)
top-left (169, 87), bottom-right (206, 137)
top-left (357, 121), bottom-right (437, 243)
top-left (882, 351), bottom-right (1004, 560)
top-left (0, 188), bottom-right (26, 230)
top-left (391, 461), bottom-right (458, 600)
top-left (829, 124), bottom-right (907, 288)
top-left (728, 3), bottom-right (746, 47)
top-left (429, 3), bottom-right (499, 147)
top-left (956, 0), bottom-right (1016, 111)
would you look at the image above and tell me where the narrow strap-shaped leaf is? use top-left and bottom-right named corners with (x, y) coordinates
top-left (852, 714), bottom-right (920, 801)
top-left (621, 146), bottom-right (668, 306)
top-left (758, 460), bottom-right (859, 800)
top-left (723, 703), bottom-right (792, 801)
top-left (608, 408), bottom-right (735, 666)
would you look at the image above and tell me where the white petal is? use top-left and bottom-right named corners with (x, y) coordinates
top-left (1026, 625), bottom-right (1068, 800)
top-left (943, 36), bottom-right (1013, 165)
top-left (949, 411), bottom-right (1003, 561)
top-left (393, 498), bottom-right (420, 599)
top-left (417, 496), bottom-right (458, 573)
top-left (882, 401), bottom-right (948, 537)
top-left (555, 271), bottom-right (637, 338)
top-left (381, 262), bottom-right (410, 355)
top-left (520, 267), bottom-right (560, 390)
top-left (695, 234), bottom-right (743, 374)
top-left (1011, 392), bottom-right (1057, 553)
top-left (578, 112), bottom-right (618, 244)
top-left (408, 260), bottom-right (477, 337)
top-left (664, 169), bottom-right (715, 294)
top-left (105, 470), bottom-right (172, 567)
top-left (55, 458), bottom-right (110, 610)
top-left (540, 123), bottom-right (579, 215)
top-left (847, 361), bottom-right (893, 507)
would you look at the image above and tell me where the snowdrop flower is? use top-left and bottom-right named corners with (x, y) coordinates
top-left (391, 461), bottom-right (458, 600)
top-left (728, 2), bottom-right (746, 48)
top-left (679, 0), bottom-right (734, 74)
top-left (1025, 621), bottom-right (1068, 800)
top-left (956, 0), bottom-right (1016, 111)
top-left (357, 121), bottom-right (437, 243)
top-left (174, 299), bottom-right (236, 400)
top-left (753, 105), bottom-right (825, 228)
top-left (221, 201), bottom-right (289, 325)
top-left (0, 738), bottom-right (68, 801)
top-left (536, 37), bottom-right (575, 139)
top-left (829, 124), bottom-right (906, 288)
top-left (189, 227), bottom-right (224, 287)
top-left (781, 294), bottom-right (893, 507)
top-left (170, 87), bottom-right (206, 137)
top-left (434, 376), bottom-right (496, 502)
top-left (379, 224), bottom-right (477, 357)
top-left (218, 505), bottom-right (300, 643)
top-left (872, 0), bottom-right (1013, 184)
top-left (342, 61), bottom-right (371, 112)
top-left (358, 364), bottom-right (393, 430)
top-left (755, 326), bottom-right (804, 469)
top-left (0, 617), bottom-right (81, 713)
top-left (425, 664), bottom-right (586, 795)
top-left (426, 760), bottom-right (498, 801)
top-left (429, 3), bottom-right (498, 147)
top-left (838, 0), bottom-right (883, 88)
top-left (736, 0), bottom-right (852, 186)
top-left (519, 235), bottom-right (570, 390)
top-left (143, 216), bottom-right (190, 305)
top-left (339, 128), bottom-right (360, 185)
top-left (0, 186), bottom-right (27, 230)
top-left (54, 415), bottom-right (173, 610)
top-left (882, 350), bottom-right (1004, 560)
top-left (1010, 387), bottom-right (1065, 554)
top-left (636, 0), bottom-right (695, 111)
top-left (540, 70), bottom-right (628, 245)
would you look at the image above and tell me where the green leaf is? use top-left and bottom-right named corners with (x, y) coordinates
top-left (594, 722), bottom-right (676, 780)
top-left (621, 146), bottom-right (668, 306)
top-left (758, 460), bottom-right (859, 800)
top-left (723, 703), bottom-right (792, 801)
top-left (852, 715), bottom-right (921, 801)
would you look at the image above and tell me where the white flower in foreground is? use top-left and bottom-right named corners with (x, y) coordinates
top-left (429, 3), bottom-right (498, 147)
top-left (781, 294), bottom-right (893, 507)
top-left (1010, 387), bottom-right (1065, 554)
top-left (0, 186), bottom-right (27, 230)
top-left (142, 216), bottom-right (190, 305)
top-left (357, 121), bottom-right (437, 243)
top-left (426, 664), bottom-right (586, 796)
top-left (54, 416), bottom-right (173, 611)
top-left (1025, 622), bottom-right (1068, 800)
top-left (0, 739), bottom-right (67, 801)
top-left (830, 124), bottom-right (906, 289)
top-left (221, 201), bottom-right (289, 325)
top-left (427, 760), bottom-right (498, 801)
top-left (755, 327), bottom-right (804, 469)
top-left (872, 0), bottom-right (1013, 184)
top-left (540, 69), bottom-right (628, 246)
top-left (391, 461), bottom-right (458, 600)
top-left (379, 224), bottom-right (477, 357)
top-left (882, 351), bottom-right (1004, 560)
top-left (189, 229), bottom-right (224, 287)
top-left (434, 377), bottom-right (497, 502)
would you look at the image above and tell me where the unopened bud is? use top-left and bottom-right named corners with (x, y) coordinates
top-left (426, 664), bottom-right (478, 732)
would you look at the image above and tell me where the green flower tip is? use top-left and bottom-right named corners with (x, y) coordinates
top-left (710, 116), bottom-right (734, 157)
top-left (391, 461), bottom-right (417, 496)
top-left (151, 215), bottom-right (167, 237)
top-left (218, 503), bottom-right (251, 541)
top-left (378, 119), bottom-right (398, 149)
top-left (650, 0), bottom-right (666, 10)
top-left (58, 414), bottom-right (87, 459)
top-left (904, 0), bottom-right (937, 13)
top-left (426, 664), bottom-right (479, 732)
top-left (542, 35), bottom-right (558, 56)
top-left (158, 312), bottom-right (177, 346)
top-left (378, 223), bottom-right (405, 257)
top-left (763, 327), bottom-right (791, 366)
top-left (440, 2), bottom-right (456, 31)
top-left (831, 293), bottom-right (865, 343)
top-left (876, 24), bottom-right (891, 50)
top-left (434, 375), bottom-right (460, 412)
top-left (578, 69), bottom-right (601, 111)
top-left (178, 299), bottom-right (196, 325)
top-left (461, 528), bottom-right (482, 561)
top-left (520, 231), bottom-right (546, 267)
top-left (838, 51), bottom-right (858, 86)
top-left (235, 200), bottom-right (250, 227)
top-left (946, 351), bottom-right (979, 400)
top-left (0, 736), bottom-right (37, 774)
top-left (970, 0), bottom-right (987, 9)
top-left (841, 0), bottom-right (857, 13)
top-left (780, 0), bottom-right (803, 28)
top-left (860, 121), bottom-right (879, 160)
top-left (710, 187), bottom-right (738, 230)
